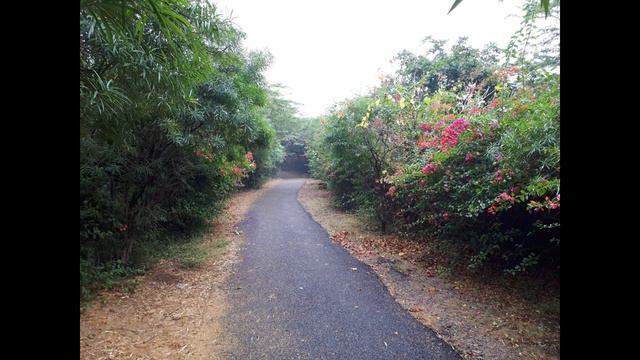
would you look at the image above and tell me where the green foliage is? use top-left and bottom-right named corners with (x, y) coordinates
top-left (309, 19), bottom-right (559, 275)
top-left (262, 85), bottom-right (317, 173)
top-left (448, 0), bottom-right (554, 18)
top-left (163, 238), bottom-right (229, 269)
top-left (80, 0), bottom-right (287, 301)
top-left (80, 258), bottom-right (145, 301)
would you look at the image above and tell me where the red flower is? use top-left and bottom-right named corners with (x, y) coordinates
top-left (386, 186), bottom-right (397, 198)
top-left (419, 179), bottom-right (427, 188)
top-left (437, 118), bottom-right (469, 152)
top-left (420, 123), bottom-right (432, 132)
top-left (487, 205), bottom-right (497, 216)
top-left (421, 163), bottom-right (438, 175)
top-left (232, 166), bottom-right (242, 175)
top-left (118, 224), bottom-right (128, 232)
top-left (442, 212), bottom-right (449, 221)
top-left (497, 192), bottom-right (515, 203)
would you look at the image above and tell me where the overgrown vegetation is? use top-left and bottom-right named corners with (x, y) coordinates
top-left (80, 0), bottom-right (559, 302)
top-left (307, 0), bottom-right (559, 275)
top-left (80, 0), bottom-right (296, 301)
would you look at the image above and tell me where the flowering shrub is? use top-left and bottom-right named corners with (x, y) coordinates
top-left (309, 59), bottom-right (559, 274)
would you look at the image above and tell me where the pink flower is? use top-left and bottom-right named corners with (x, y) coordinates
top-left (495, 170), bottom-right (503, 182)
top-left (118, 224), bottom-right (128, 232)
top-left (465, 152), bottom-right (474, 161)
top-left (373, 117), bottom-right (383, 128)
top-left (498, 192), bottom-right (515, 203)
top-left (245, 151), bottom-right (254, 162)
top-left (487, 205), bottom-right (497, 216)
top-left (555, 194), bottom-right (560, 201)
top-left (421, 163), bottom-right (438, 175)
top-left (417, 141), bottom-right (429, 150)
top-left (442, 212), bottom-right (449, 221)
top-left (420, 123), bottom-right (432, 132)
top-left (495, 154), bottom-right (503, 161)
top-left (419, 179), bottom-right (427, 188)
top-left (386, 186), bottom-right (397, 197)
top-left (549, 202), bottom-right (559, 209)
top-left (438, 118), bottom-right (470, 152)
top-left (232, 166), bottom-right (242, 175)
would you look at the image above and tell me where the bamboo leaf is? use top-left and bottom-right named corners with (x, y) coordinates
top-left (448, 0), bottom-right (464, 14)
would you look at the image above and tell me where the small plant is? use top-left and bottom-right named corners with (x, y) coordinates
top-left (120, 279), bottom-right (140, 294)
top-left (540, 301), bottom-right (560, 316)
top-left (166, 238), bottom-right (229, 269)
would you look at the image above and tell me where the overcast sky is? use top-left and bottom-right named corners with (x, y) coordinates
top-left (213, 0), bottom-right (528, 117)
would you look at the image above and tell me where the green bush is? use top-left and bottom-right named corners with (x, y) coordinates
top-left (80, 0), bottom-right (286, 301)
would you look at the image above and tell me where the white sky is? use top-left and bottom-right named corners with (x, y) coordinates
top-left (212, 0), bottom-right (528, 117)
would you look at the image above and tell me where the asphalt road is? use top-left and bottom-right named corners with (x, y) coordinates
top-left (221, 178), bottom-right (461, 359)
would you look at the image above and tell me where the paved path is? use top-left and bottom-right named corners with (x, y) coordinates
top-left (221, 178), bottom-right (460, 359)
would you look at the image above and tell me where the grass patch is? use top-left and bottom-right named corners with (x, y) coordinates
top-left (81, 231), bottom-right (230, 306)
top-left (80, 258), bottom-right (147, 306)
top-left (164, 237), bottom-right (230, 269)
top-left (540, 300), bottom-right (560, 317)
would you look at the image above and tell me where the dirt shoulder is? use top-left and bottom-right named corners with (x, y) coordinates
top-left (298, 179), bottom-right (559, 360)
top-left (80, 179), bottom-right (281, 360)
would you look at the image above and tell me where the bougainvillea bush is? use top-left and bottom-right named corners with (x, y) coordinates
top-left (309, 50), bottom-right (559, 274)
